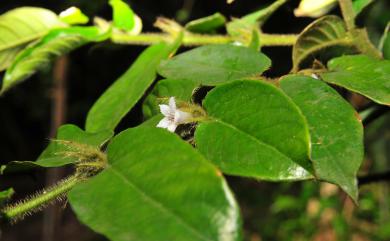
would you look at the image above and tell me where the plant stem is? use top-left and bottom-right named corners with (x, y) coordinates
top-left (111, 32), bottom-right (298, 47)
top-left (1, 174), bottom-right (80, 220)
top-left (338, 0), bottom-right (356, 31)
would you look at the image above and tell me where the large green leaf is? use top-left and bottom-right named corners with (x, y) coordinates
top-left (185, 13), bottom-right (226, 33)
top-left (1, 124), bottom-right (113, 174)
top-left (292, 15), bottom-right (356, 72)
top-left (195, 80), bottom-right (313, 181)
top-left (280, 75), bottom-right (364, 202)
top-left (320, 55), bottom-right (390, 105)
top-left (142, 78), bottom-right (200, 119)
top-left (0, 7), bottom-right (64, 72)
top-left (353, 0), bottom-right (374, 15)
top-left (2, 26), bottom-right (109, 93)
top-left (158, 45), bottom-right (271, 85)
top-left (85, 35), bottom-right (182, 132)
top-left (69, 127), bottom-right (242, 241)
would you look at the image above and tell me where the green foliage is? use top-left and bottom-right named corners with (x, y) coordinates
top-left (292, 15), bottom-right (356, 72)
top-left (1, 124), bottom-right (113, 173)
top-left (0, 7), bottom-right (64, 72)
top-left (0, 188), bottom-right (14, 204)
top-left (320, 55), bottom-right (390, 105)
top-left (195, 80), bottom-right (313, 180)
top-left (85, 35), bottom-right (182, 132)
top-left (158, 44), bottom-right (271, 85)
top-left (109, 0), bottom-right (135, 31)
top-left (59, 6), bottom-right (89, 25)
top-left (280, 75), bottom-right (364, 202)
top-left (185, 13), bottom-right (226, 33)
top-left (1, 26), bottom-right (109, 93)
top-left (69, 127), bottom-right (242, 241)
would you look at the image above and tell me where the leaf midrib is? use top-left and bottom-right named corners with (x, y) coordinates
top-left (109, 166), bottom-right (214, 241)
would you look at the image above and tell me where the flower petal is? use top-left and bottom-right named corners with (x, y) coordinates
top-left (159, 104), bottom-right (171, 116)
top-left (156, 117), bottom-right (170, 129)
top-left (167, 122), bottom-right (177, 132)
top-left (168, 97), bottom-right (176, 110)
top-left (174, 110), bottom-right (191, 124)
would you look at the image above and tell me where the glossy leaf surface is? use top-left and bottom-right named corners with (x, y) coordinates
top-left (0, 7), bottom-right (63, 72)
top-left (320, 55), bottom-right (390, 105)
top-left (158, 45), bottom-right (271, 85)
top-left (185, 13), bottom-right (226, 33)
top-left (280, 75), bottom-right (364, 202)
top-left (69, 127), bottom-right (242, 241)
top-left (195, 80), bottom-right (313, 180)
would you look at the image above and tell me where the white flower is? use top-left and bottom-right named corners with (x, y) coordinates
top-left (157, 97), bottom-right (192, 132)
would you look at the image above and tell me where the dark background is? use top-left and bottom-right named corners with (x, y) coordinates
top-left (0, 1), bottom-right (389, 241)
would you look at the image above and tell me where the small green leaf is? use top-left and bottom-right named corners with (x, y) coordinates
top-left (86, 34), bottom-right (183, 132)
top-left (185, 13), bottom-right (226, 33)
top-left (195, 80), bottom-right (313, 181)
top-left (109, 0), bottom-right (135, 31)
top-left (0, 188), bottom-right (14, 204)
top-left (226, 0), bottom-right (286, 45)
top-left (379, 22), bottom-right (390, 60)
top-left (69, 127), bottom-right (242, 241)
top-left (353, 0), bottom-right (374, 16)
top-left (292, 15), bottom-right (356, 72)
top-left (0, 7), bottom-right (64, 72)
top-left (320, 55), bottom-right (390, 105)
top-left (280, 75), bottom-right (364, 202)
top-left (59, 6), bottom-right (89, 25)
top-left (158, 45), bottom-right (271, 85)
top-left (142, 78), bottom-right (200, 119)
top-left (1, 124), bottom-right (113, 174)
top-left (2, 26), bottom-right (109, 93)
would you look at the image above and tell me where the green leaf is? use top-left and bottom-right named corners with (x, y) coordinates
top-left (379, 22), bottom-right (390, 60)
top-left (0, 7), bottom-right (64, 72)
top-left (353, 0), bottom-right (374, 16)
top-left (158, 45), bottom-right (271, 85)
top-left (2, 26), bottom-right (109, 93)
top-left (320, 55), bottom-right (390, 105)
top-left (85, 35), bottom-right (183, 132)
top-left (59, 6), bottom-right (89, 25)
top-left (280, 75), bottom-right (364, 202)
top-left (195, 80), bottom-right (313, 181)
top-left (109, 0), bottom-right (135, 31)
top-left (69, 127), bottom-right (242, 241)
top-left (226, 0), bottom-right (286, 45)
top-left (292, 15), bottom-right (356, 72)
top-left (142, 78), bottom-right (200, 119)
top-left (0, 188), bottom-right (14, 204)
top-left (1, 124), bottom-right (113, 174)
top-left (185, 13), bottom-right (226, 33)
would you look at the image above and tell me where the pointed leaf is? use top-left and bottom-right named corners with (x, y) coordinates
top-left (195, 80), bottom-right (313, 181)
top-left (185, 13), bottom-right (226, 33)
top-left (280, 75), bottom-right (364, 202)
top-left (2, 26), bottom-right (109, 93)
top-left (320, 55), bottom-right (390, 105)
top-left (69, 127), bottom-right (242, 241)
top-left (0, 7), bottom-right (64, 71)
top-left (292, 15), bottom-right (356, 72)
top-left (1, 124), bottom-right (113, 174)
top-left (158, 45), bottom-right (271, 85)
top-left (109, 0), bottom-right (135, 31)
top-left (379, 22), bottom-right (390, 60)
top-left (86, 35), bottom-right (182, 132)
top-left (59, 6), bottom-right (89, 25)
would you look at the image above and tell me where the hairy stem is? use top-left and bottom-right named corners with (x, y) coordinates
top-left (338, 0), bottom-right (356, 31)
top-left (1, 174), bottom-right (81, 221)
top-left (111, 32), bottom-right (298, 47)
